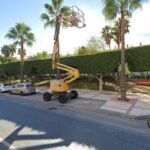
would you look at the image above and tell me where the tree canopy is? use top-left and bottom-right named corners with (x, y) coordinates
top-left (1, 44), bottom-right (16, 61)
top-left (75, 36), bottom-right (105, 56)
top-left (27, 51), bottom-right (50, 60)
top-left (5, 22), bottom-right (35, 81)
top-left (41, 0), bottom-right (71, 28)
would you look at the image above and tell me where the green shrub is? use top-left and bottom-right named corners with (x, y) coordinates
top-left (0, 45), bottom-right (150, 76)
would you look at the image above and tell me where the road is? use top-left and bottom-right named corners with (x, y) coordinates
top-left (0, 94), bottom-right (150, 150)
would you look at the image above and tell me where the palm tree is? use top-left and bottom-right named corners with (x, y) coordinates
top-left (1, 44), bottom-right (16, 62)
top-left (41, 0), bottom-right (71, 78)
top-left (41, 0), bottom-right (71, 28)
top-left (102, 0), bottom-right (146, 100)
top-left (112, 18), bottom-right (130, 49)
top-left (6, 23), bottom-right (35, 82)
top-left (18, 48), bottom-right (26, 57)
top-left (101, 25), bottom-right (113, 49)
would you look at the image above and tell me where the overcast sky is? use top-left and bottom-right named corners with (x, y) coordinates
top-left (0, 0), bottom-right (150, 56)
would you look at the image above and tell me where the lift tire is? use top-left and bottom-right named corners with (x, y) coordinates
top-left (147, 118), bottom-right (150, 128)
top-left (58, 93), bottom-right (68, 104)
top-left (43, 92), bottom-right (51, 101)
top-left (70, 90), bottom-right (78, 99)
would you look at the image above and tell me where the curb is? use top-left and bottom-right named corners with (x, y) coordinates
top-left (34, 91), bottom-right (150, 120)
top-left (99, 109), bottom-right (150, 120)
top-left (78, 96), bottom-right (107, 102)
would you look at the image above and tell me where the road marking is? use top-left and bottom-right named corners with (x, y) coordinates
top-left (0, 137), bottom-right (16, 150)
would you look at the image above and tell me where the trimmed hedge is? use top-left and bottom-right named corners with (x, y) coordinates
top-left (126, 45), bottom-right (150, 72)
top-left (0, 45), bottom-right (150, 76)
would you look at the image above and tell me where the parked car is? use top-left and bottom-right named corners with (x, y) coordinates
top-left (0, 83), bottom-right (12, 93)
top-left (10, 83), bottom-right (36, 95)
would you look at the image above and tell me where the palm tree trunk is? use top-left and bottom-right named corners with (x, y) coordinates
top-left (120, 9), bottom-right (126, 100)
top-left (57, 38), bottom-right (61, 79)
top-left (118, 33), bottom-right (121, 49)
top-left (20, 40), bottom-right (24, 82)
top-left (118, 18), bottom-right (121, 50)
top-left (55, 15), bottom-right (61, 79)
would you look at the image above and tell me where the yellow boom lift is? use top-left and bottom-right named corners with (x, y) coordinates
top-left (43, 6), bottom-right (85, 104)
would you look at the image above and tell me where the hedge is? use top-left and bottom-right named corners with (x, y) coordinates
top-left (0, 45), bottom-right (150, 76)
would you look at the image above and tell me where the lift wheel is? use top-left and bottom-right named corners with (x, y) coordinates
top-left (43, 92), bottom-right (52, 101)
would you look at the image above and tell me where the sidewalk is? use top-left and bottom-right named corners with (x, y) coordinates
top-left (36, 87), bottom-right (150, 119)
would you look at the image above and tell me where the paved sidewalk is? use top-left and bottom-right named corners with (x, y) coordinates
top-left (36, 87), bottom-right (150, 119)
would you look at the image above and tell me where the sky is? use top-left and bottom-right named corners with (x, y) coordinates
top-left (0, 0), bottom-right (150, 57)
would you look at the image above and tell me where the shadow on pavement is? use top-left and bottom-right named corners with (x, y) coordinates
top-left (0, 100), bottom-right (98, 150)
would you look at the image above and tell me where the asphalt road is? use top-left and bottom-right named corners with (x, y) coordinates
top-left (0, 94), bottom-right (150, 150)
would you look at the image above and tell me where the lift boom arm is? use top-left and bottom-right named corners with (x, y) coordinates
top-left (52, 7), bottom-right (85, 85)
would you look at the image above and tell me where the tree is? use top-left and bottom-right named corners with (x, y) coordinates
top-left (75, 46), bottom-right (89, 56)
top-left (87, 36), bottom-right (105, 51)
top-left (75, 36), bottom-right (105, 56)
top-left (41, 0), bottom-right (71, 28)
top-left (35, 51), bottom-right (50, 59)
top-left (27, 51), bottom-right (50, 60)
top-left (102, 0), bottom-right (146, 100)
top-left (1, 44), bottom-right (16, 62)
top-left (101, 25), bottom-right (113, 49)
top-left (6, 23), bottom-right (35, 82)
top-left (112, 18), bottom-right (130, 49)
top-left (41, 0), bottom-right (71, 78)
top-left (18, 48), bottom-right (26, 57)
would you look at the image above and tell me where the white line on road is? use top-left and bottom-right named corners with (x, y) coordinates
top-left (0, 137), bottom-right (16, 150)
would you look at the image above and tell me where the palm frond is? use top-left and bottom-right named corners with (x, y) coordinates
top-left (13, 41), bottom-right (20, 46)
top-left (44, 19), bottom-right (56, 28)
top-left (57, 0), bottom-right (64, 12)
top-left (60, 6), bottom-right (71, 16)
top-left (5, 27), bottom-right (18, 39)
top-left (5, 22), bottom-right (35, 47)
top-left (41, 0), bottom-right (70, 28)
top-left (102, 0), bottom-right (119, 20)
top-left (26, 32), bottom-right (35, 42)
top-left (26, 41), bottom-right (33, 47)
top-left (41, 13), bottom-right (50, 22)
top-left (129, 0), bottom-right (144, 11)
top-left (52, 0), bottom-right (57, 10)
top-left (44, 3), bottom-right (55, 16)
top-left (52, 0), bottom-right (63, 11)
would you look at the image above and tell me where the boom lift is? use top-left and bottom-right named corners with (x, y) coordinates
top-left (43, 6), bottom-right (85, 104)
